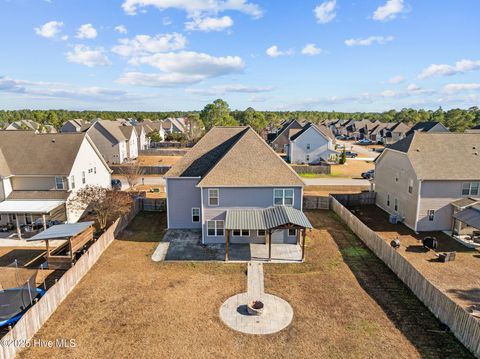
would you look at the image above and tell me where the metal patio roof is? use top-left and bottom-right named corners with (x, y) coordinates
top-left (453, 206), bottom-right (480, 230)
top-left (27, 221), bottom-right (94, 241)
top-left (225, 206), bottom-right (312, 230)
top-left (0, 200), bottom-right (65, 214)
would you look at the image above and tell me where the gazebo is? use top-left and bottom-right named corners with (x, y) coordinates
top-left (224, 205), bottom-right (312, 261)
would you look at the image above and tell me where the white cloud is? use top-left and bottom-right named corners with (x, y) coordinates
top-left (122, 0), bottom-right (263, 18)
top-left (186, 84), bottom-right (273, 95)
top-left (185, 16), bottom-right (233, 32)
top-left (443, 83), bottom-right (480, 94)
top-left (119, 50), bottom-right (245, 87)
top-left (301, 43), bottom-right (322, 56)
top-left (112, 33), bottom-right (187, 57)
top-left (387, 75), bottom-right (405, 84)
top-left (372, 0), bottom-right (405, 22)
top-left (115, 25), bottom-right (128, 34)
top-left (407, 83), bottom-right (420, 91)
top-left (418, 59), bottom-right (480, 79)
top-left (34, 20), bottom-right (64, 38)
top-left (66, 45), bottom-right (111, 67)
top-left (314, 0), bottom-right (336, 24)
top-left (345, 35), bottom-right (394, 46)
top-left (76, 24), bottom-right (97, 39)
top-left (266, 45), bottom-right (293, 57)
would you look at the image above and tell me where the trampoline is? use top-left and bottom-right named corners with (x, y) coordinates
top-left (0, 262), bottom-right (44, 327)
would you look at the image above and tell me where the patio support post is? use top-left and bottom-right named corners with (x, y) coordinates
top-left (301, 229), bottom-right (306, 261)
top-left (268, 229), bottom-right (272, 260)
top-left (42, 214), bottom-right (47, 231)
top-left (15, 214), bottom-right (21, 239)
top-left (225, 229), bottom-right (229, 261)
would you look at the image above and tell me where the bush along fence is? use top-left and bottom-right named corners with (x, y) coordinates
top-left (291, 164), bottom-right (331, 175)
top-left (330, 196), bottom-right (480, 358)
top-left (0, 200), bottom-right (140, 359)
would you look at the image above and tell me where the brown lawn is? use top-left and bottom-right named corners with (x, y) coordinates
top-left (351, 205), bottom-right (480, 310)
top-left (131, 184), bottom-right (166, 198)
top-left (137, 155), bottom-right (182, 166)
top-left (17, 211), bottom-right (472, 358)
top-left (331, 160), bottom-right (374, 178)
top-left (304, 185), bottom-right (370, 196)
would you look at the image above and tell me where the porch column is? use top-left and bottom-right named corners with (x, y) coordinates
top-left (225, 229), bottom-right (230, 262)
top-left (15, 214), bottom-right (21, 239)
top-left (268, 229), bottom-right (272, 260)
top-left (42, 214), bottom-right (47, 231)
top-left (301, 229), bottom-right (306, 261)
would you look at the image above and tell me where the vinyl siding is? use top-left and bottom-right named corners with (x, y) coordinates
top-left (166, 178), bottom-right (202, 229)
top-left (87, 125), bottom-right (126, 164)
top-left (289, 126), bottom-right (333, 164)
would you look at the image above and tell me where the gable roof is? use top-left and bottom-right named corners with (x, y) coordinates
top-left (382, 132), bottom-right (480, 180)
top-left (270, 119), bottom-right (303, 143)
top-left (95, 120), bottom-right (127, 144)
top-left (289, 123), bottom-right (334, 142)
top-left (405, 121), bottom-right (448, 136)
top-left (119, 125), bottom-right (136, 139)
top-left (0, 131), bottom-right (85, 175)
top-left (166, 127), bottom-right (304, 187)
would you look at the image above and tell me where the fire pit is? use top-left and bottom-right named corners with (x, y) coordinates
top-left (247, 300), bottom-right (264, 316)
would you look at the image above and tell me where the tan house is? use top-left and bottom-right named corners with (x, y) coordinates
top-left (374, 132), bottom-right (480, 232)
top-left (0, 131), bottom-right (111, 233)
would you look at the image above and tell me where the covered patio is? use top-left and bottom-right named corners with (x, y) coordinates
top-left (224, 205), bottom-right (312, 262)
top-left (451, 204), bottom-right (480, 248)
top-left (0, 200), bottom-right (66, 239)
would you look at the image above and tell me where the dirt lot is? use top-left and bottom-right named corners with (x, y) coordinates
top-left (17, 211), bottom-right (471, 358)
top-left (351, 205), bottom-right (480, 310)
top-left (137, 155), bottom-right (182, 166)
top-left (299, 160), bottom-right (374, 179)
top-left (131, 184), bottom-right (166, 198)
top-left (304, 185), bottom-right (370, 196)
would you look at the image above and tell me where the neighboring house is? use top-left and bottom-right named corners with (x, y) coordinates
top-left (6, 120), bottom-right (57, 133)
top-left (269, 119), bottom-right (304, 152)
top-left (143, 119), bottom-right (165, 140)
top-left (86, 120), bottom-right (129, 164)
top-left (118, 125), bottom-right (139, 160)
top-left (134, 124), bottom-right (151, 150)
top-left (405, 121), bottom-right (450, 137)
top-left (383, 122), bottom-right (411, 145)
top-left (466, 125), bottom-right (480, 133)
top-left (60, 119), bottom-right (92, 133)
top-left (165, 126), bottom-right (311, 246)
top-left (0, 131), bottom-right (111, 228)
top-left (287, 123), bottom-right (338, 164)
top-left (163, 117), bottom-right (188, 134)
top-left (374, 132), bottom-right (480, 232)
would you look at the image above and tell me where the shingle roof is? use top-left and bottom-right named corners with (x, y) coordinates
top-left (119, 125), bottom-right (135, 139)
top-left (382, 132), bottom-right (480, 180)
top-left (451, 197), bottom-right (479, 208)
top-left (7, 190), bottom-right (70, 200)
top-left (96, 120), bottom-right (127, 143)
top-left (0, 131), bottom-right (85, 175)
top-left (405, 121), bottom-right (447, 136)
top-left (289, 123), bottom-right (334, 142)
top-left (166, 126), bottom-right (304, 187)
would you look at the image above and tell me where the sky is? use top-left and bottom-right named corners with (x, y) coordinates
top-left (0, 0), bottom-right (480, 112)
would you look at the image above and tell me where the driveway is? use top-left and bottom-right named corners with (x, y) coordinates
top-left (337, 140), bottom-right (380, 159)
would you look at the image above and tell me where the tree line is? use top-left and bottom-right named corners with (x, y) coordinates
top-left (1, 101), bottom-right (479, 133)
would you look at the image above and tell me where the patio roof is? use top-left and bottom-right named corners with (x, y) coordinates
top-left (27, 221), bottom-right (94, 241)
top-left (225, 206), bottom-right (312, 230)
top-left (0, 200), bottom-right (65, 214)
top-left (453, 206), bottom-right (480, 229)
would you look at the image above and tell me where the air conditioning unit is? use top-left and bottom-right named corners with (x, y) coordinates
top-left (389, 214), bottom-right (399, 224)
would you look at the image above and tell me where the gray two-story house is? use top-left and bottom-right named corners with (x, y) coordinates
top-left (165, 126), bottom-right (311, 247)
top-left (374, 132), bottom-right (480, 232)
top-left (287, 123), bottom-right (338, 164)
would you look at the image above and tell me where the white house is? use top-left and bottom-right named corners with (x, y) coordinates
top-left (119, 125), bottom-right (139, 160)
top-left (0, 131), bottom-right (111, 230)
top-left (287, 123), bottom-right (338, 164)
top-left (86, 120), bottom-right (129, 164)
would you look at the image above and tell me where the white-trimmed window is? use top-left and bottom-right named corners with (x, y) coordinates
top-left (306, 143), bottom-right (311, 150)
top-left (208, 189), bottom-right (219, 206)
top-left (274, 189), bottom-right (294, 206)
top-left (70, 176), bottom-right (75, 190)
top-left (428, 210), bottom-right (435, 221)
top-left (288, 229), bottom-right (297, 236)
top-left (257, 230), bottom-right (266, 237)
top-left (192, 208), bottom-right (200, 223)
top-left (82, 171), bottom-right (86, 184)
top-left (233, 229), bottom-right (241, 236)
top-left (241, 230), bottom-right (250, 236)
top-left (306, 154), bottom-right (310, 162)
top-left (462, 182), bottom-right (479, 196)
top-left (408, 179), bottom-right (413, 194)
top-left (207, 220), bottom-right (224, 236)
top-left (55, 176), bottom-right (65, 190)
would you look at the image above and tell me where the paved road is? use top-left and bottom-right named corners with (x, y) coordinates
top-left (303, 178), bottom-right (371, 186)
top-left (337, 140), bottom-right (380, 159)
top-left (112, 175), bottom-right (165, 190)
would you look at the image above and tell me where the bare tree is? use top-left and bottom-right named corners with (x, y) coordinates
top-left (68, 186), bottom-right (133, 231)
top-left (117, 160), bottom-right (145, 189)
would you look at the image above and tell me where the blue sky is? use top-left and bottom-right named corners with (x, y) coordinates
top-left (1, 0), bottom-right (479, 111)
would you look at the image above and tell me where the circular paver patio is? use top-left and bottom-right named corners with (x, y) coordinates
top-left (219, 292), bottom-right (293, 335)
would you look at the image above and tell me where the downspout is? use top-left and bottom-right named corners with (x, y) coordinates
top-left (414, 180), bottom-right (422, 232)
top-left (200, 187), bottom-right (204, 244)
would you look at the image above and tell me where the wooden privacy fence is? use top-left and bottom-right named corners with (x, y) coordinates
top-left (333, 191), bottom-right (376, 207)
top-left (291, 164), bottom-right (331, 175)
top-left (330, 196), bottom-right (480, 358)
top-left (110, 165), bottom-right (171, 175)
top-left (0, 200), bottom-right (140, 359)
top-left (303, 196), bottom-right (330, 210)
top-left (140, 148), bottom-right (189, 156)
top-left (140, 198), bottom-right (166, 212)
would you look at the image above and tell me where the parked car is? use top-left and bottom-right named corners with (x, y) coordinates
top-left (111, 179), bottom-right (122, 190)
top-left (345, 151), bottom-right (358, 158)
top-left (357, 139), bottom-right (372, 145)
top-left (361, 169), bottom-right (375, 179)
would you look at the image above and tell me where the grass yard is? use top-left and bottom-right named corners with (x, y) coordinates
top-left (17, 212), bottom-right (472, 358)
top-left (298, 160), bottom-right (374, 179)
top-left (137, 155), bottom-right (182, 166)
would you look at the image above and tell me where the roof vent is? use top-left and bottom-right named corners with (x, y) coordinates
top-left (51, 139), bottom-right (55, 143)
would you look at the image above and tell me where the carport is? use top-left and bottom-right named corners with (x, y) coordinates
top-left (0, 200), bottom-right (65, 239)
top-left (452, 204), bottom-right (480, 239)
top-left (224, 205), bottom-right (312, 261)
